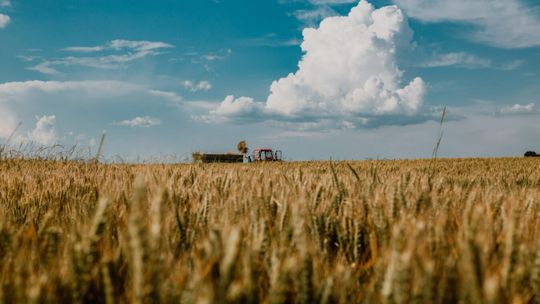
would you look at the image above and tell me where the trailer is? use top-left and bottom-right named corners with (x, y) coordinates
top-left (192, 152), bottom-right (244, 163)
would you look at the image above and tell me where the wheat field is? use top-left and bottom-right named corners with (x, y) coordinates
top-left (1, 158), bottom-right (540, 303)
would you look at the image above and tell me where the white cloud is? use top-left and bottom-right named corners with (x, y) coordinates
top-left (147, 90), bottom-right (182, 103)
top-left (394, 0), bottom-right (540, 48)
top-left (0, 13), bottom-right (10, 29)
top-left (107, 40), bottom-right (173, 52)
top-left (0, 106), bottom-right (17, 139)
top-left (243, 33), bottom-right (301, 47)
top-left (62, 39), bottom-right (173, 53)
top-left (182, 80), bottom-right (212, 92)
top-left (279, 0), bottom-right (356, 5)
top-left (209, 1), bottom-right (426, 128)
top-left (500, 103), bottom-right (535, 115)
top-left (292, 6), bottom-right (337, 26)
top-left (27, 115), bottom-right (58, 145)
top-left (0, 80), bottom-right (188, 109)
top-left (27, 62), bottom-right (62, 75)
top-left (309, 0), bottom-right (357, 3)
top-left (0, 80), bottom-right (183, 134)
top-left (418, 52), bottom-right (524, 70)
top-left (0, 1), bottom-right (11, 8)
top-left (500, 60), bottom-right (524, 71)
top-left (27, 40), bottom-right (174, 74)
top-left (201, 49), bottom-right (231, 62)
top-left (419, 52), bottom-right (492, 69)
top-left (0, 80), bottom-right (140, 96)
top-left (113, 116), bottom-right (162, 128)
top-left (0, 81), bottom-right (144, 144)
top-left (62, 46), bottom-right (105, 53)
top-left (0, 80), bottom-right (199, 151)
top-left (212, 95), bottom-right (263, 117)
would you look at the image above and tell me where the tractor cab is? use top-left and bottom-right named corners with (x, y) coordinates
top-left (251, 148), bottom-right (282, 162)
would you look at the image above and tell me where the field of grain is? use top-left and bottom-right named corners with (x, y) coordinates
top-left (1, 158), bottom-right (540, 303)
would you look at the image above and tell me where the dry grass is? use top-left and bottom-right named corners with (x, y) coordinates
top-left (1, 158), bottom-right (540, 303)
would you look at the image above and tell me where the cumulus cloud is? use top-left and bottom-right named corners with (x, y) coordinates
top-left (500, 103), bottom-right (535, 115)
top-left (0, 13), bottom-right (10, 29)
top-left (0, 106), bottom-right (17, 139)
top-left (4, 115), bottom-right (59, 146)
top-left (182, 80), bottom-right (212, 92)
top-left (212, 95), bottom-right (263, 117)
top-left (209, 0), bottom-right (427, 128)
top-left (26, 40), bottom-right (174, 74)
top-left (26, 115), bottom-right (58, 145)
top-left (394, 0), bottom-right (540, 48)
top-left (113, 116), bottom-right (162, 128)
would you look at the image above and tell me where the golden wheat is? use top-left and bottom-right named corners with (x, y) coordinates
top-left (0, 158), bottom-right (539, 303)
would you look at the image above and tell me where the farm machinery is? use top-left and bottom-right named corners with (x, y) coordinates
top-left (525, 151), bottom-right (540, 157)
top-left (192, 141), bottom-right (283, 163)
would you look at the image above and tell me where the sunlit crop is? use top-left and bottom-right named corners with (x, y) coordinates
top-left (1, 158), bottom-right (539, 303)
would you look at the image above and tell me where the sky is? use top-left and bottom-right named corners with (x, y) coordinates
top-left (1, 0), bottom-right (540, 161)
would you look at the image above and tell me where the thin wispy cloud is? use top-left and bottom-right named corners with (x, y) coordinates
top-left (25, 40), bottom-right (174, 74)
top-left (147, 89), bottom-right (183, 103)
top-left (200, 49), bottom-right (232, 62)
top-left (185, 48), bottom-right (233, 72)
top-left (27, 62), bottom-right (62, 75)
top-left (308, 0), bottom-right (356, 3)
top-left (291, 6), bottom-right (337, 26)
top-left (419, 52), bottom-right (492, 69)
top-left (62, 46), bottom-right (105, 53)
top-left (113, 116), bottom-right (162, 128)
top-left (62, 40), bottom-right (173, 53)
top-left (243, 33), bottom-right (301, 47)
top-left (394, 0), bottom-right (540, 48)
top-left (0, 80), bottom-right (140, 96)
top-left (282, 0), bottom-right (357, 26)
top-left (417, 52), bottom-right (523, 70)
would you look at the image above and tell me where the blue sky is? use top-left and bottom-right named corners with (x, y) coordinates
top-left (1, 0), bottom-right (540, 160)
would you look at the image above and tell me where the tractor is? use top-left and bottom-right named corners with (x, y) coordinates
top-left (239, 141), bottom-right (282, 162)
